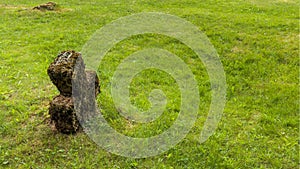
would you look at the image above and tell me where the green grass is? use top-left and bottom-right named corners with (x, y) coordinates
top-left (0, 0), bottom-right (299, 168)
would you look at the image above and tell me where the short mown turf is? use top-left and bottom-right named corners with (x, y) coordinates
top-left (0, 0), bottom-right (299, 168)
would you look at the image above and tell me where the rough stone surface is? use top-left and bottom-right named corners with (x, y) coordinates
top-left (86, 70), bottom-right (100, 96)
top-left (47, 50), bottom-right (100, 133)
top-left (33, 2), bottom-right (57, 11)
top-left (49, 95), bottom-right (79, 134)
top-left (47, 50), bottom-right (83, 97)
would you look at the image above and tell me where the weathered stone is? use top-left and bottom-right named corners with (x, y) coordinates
top-left (86, 70), bottom-right (100, 96)
top-left (49, 95), bottom-right (79, 133)
top-left (47, 51), bottom-right (84, 97)
top-left (47, 50), bottom-right (100, 134)
top-left (33, 2), bottom-right (57, 11)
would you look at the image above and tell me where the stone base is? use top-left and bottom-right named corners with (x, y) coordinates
top-left (49, 95), bottom-right (79, 134)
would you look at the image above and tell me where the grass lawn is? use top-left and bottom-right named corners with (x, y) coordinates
top-left (0, 0), bottom-right (299, 168)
